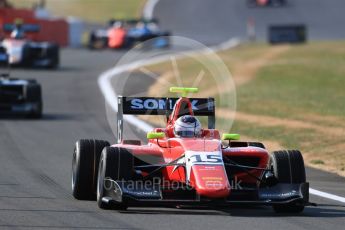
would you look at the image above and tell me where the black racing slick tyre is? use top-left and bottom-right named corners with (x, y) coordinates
top-left (47, 44), bottom-right (60, 69)
top-left (25, 83), bottom-right (42, 119)
top-left (72, 139), bottom-right (110, 200)
top-left (97, 147), bottom-right (134, 210)
top-left (88, 32), bottom-right (96, 49)
top-left (270, 150), bottom-right (306, 213)
top-left (21, 44), bottom-right (31, 67)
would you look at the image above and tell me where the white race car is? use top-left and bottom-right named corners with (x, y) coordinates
top-left (2, 38), bottom-right (59, 69)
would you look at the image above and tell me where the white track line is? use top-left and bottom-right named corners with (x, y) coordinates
top-left (143, 0), bottom-right (159, 19)
top-left (98, 0), bottom-right (345, 205)
top-left (310, 188), bottom-right (345, 203)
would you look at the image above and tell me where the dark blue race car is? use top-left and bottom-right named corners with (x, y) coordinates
top-left (88, 18), bottom-right (170, 49)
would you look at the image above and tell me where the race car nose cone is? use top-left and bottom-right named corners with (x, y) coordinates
top-left (197, 184), bottom-right (230, 198)
top-left (190, 165), bottom-right (230, 198)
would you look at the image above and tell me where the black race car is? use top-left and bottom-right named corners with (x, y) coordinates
top-left (0, 73), bottom-right (42, 118)
top-left (0, 55), bottom-right (42, 118)
top-left (0, 74), bottom-right (42, 118)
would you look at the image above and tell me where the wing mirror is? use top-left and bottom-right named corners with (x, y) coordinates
top-left (222, 133), bottom-right (240, 149)
top-left (170, 87), bottom-right (198, 97)
top-left (222, 133), bottom-right (240, 141)
top-left (147, 132), bottom-right (165, 140)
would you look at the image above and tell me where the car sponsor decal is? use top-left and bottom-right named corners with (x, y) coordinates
top-left (122, 97), bottom-right (215, 116)
top-left (189, 153), bottom-right (222, 164)
top-left (184, 151), bottom-right (224, 183)
top-left (130, 98), bottom-right (199, 110)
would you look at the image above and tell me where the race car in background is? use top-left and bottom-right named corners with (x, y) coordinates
top-left (247, 0), bottom-right (286, 7)
top-left (72, 87), bottom-right (310, 213)
top-left (0, 55), bottom-right (42, 118)
top-left (1, 21), bottom-right (60, 69)
top-left (88, 18), bottom-right (170, 49)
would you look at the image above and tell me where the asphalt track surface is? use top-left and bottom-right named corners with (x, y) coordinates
top-left (1, 0), bottom-right (345, 229)
top-left (155, 0), bottom-right (345, 43)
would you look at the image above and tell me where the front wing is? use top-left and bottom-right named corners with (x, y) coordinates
top-left (101, 180), bottom-right (310, 207)
top-left (0, 102), bottom-right (40, 115)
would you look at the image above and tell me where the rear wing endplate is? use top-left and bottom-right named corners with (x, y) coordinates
top-left (117, 96), bottom-right (215, 143)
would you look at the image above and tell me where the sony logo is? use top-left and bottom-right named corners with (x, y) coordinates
top-left (130, 98), bottom-right (199, 110)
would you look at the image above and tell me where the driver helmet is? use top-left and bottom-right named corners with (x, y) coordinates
top-left (136, 21), bottom-right (145, 29)
top-left (113, 21), bottom-right (123, 28)
top-left (173, 115), bottom-right (202, 138)
top-left (11, 18), bottom-right (25, 39)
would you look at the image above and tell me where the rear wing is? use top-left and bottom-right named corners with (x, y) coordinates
top-left (108, 18), bottom-right (159, 27)
top-left (3, 24), bottom-right (40, 33)
top-left (117, 96), bottom-right (215, 143)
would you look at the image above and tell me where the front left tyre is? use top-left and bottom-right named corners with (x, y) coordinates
top-left (72, 139), bottom-right (110, 200)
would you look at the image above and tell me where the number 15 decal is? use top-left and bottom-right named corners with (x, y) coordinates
top-left (190, 154), bottom-right (222, 164)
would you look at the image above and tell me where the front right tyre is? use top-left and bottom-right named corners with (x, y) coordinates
top-left (25, 83), bottom-right (42, 119)
top-left (72, 139), bottom-right (110, 200)
top-left (270, 150), bottom-right (306, 213)
top-left (97, 147), bottom-right (134, 210)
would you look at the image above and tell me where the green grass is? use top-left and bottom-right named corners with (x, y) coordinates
top-left (237, 42), bottom-right (345, 121)
top-left (148, 41), bottom-right (345, 126)
top-left (10, 0), bottom-right (146, 23)
top-left (228, 118), bottom-right (341, 154)
top-left (311, 160), bottom-right (325, 165)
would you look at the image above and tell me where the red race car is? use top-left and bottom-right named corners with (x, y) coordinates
top-left (72, 87), bottom-right (310, 213)
top-left (247, 0), bottom-right (286, 7)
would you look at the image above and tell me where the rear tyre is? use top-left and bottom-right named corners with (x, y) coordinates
top-left (21, 44), bottom-right (32, 67)
top-left (72, 139), bottom-right (110, 200)
top-left (271, 150), bottom-right (306, 213)
top-left (47, 44), bottom-right (60, 69)
top-left (88, 32), bottom-right (96, 49)
top-left (25, 83), bottom-right (42, 119)
top-left (97, 147), bottom-right (133, 210)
